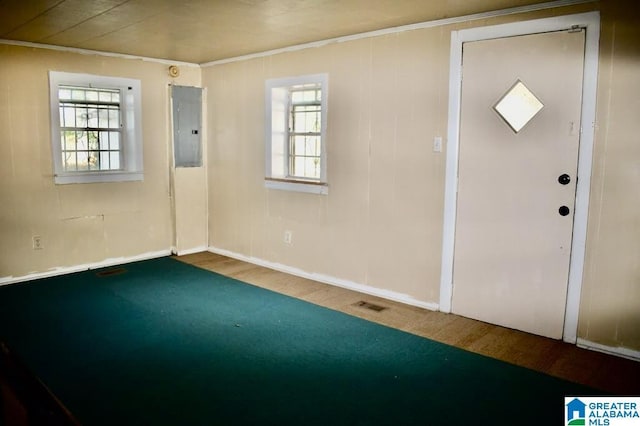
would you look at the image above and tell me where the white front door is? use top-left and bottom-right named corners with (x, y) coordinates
top-left (451, 29), bottom-right (586, 339)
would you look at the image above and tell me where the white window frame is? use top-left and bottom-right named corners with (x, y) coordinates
top-left (49, 71), bottom-right (143, 184)
top-left (265, 73), bottom-right (328, 195)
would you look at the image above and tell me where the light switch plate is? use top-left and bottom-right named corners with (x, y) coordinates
top-left (433, 137), bottom-right (443, 153)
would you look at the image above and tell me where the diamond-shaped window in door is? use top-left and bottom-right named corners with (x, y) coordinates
top-left (494, 80), bottom-right (544, 133)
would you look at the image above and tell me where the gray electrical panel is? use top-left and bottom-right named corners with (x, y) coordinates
top-left (172, 85), bottom-right (203, 167)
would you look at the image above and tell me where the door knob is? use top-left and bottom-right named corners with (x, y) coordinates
top-left (558, 174), bottom-right (571, 185)
top-left (559, 206), bottom-right (570, 216)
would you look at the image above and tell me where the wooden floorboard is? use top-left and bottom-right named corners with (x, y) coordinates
top-left (175, 251), bottom-right (640, 394)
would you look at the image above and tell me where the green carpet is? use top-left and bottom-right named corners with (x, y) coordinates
top-left (0, 257), bottom-right (598, 425)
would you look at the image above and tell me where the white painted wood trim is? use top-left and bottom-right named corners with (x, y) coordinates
top-left (577, 338), bottom-right (640, 362)
top-left (264, 180), bottom-right (329, 195)
top-left (440, 12), bottom-right (601, 342)
top-left (208, 246), bottom-right (439, 312)
top-left (0, 39), bottom-right (199, 67)
top-left (175, 246), bottom-right (209, 256)
top-left (201, 0), bottom-right (595, 67)
top-left (439, 30), bottom-right (463, 314)
top-left (563, 12), bottom-right (600, 344)
top-left (202, 87), bottom-right (210, 249)
top-left (0, 250), bottom-right (172, 286)
top-left (168, 86), bottom-right (178, 254)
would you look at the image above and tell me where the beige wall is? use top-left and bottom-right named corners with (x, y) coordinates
top-left (578, 0), bottom-right (640, 351)
top-left (0, 45), bottom-right (200, 279)
top-left (204, 2), bottom-right (640, 352)
top-left (173, 166), bottom-right (208, 253)
top-left (205, 29), bottom-right (449, 304)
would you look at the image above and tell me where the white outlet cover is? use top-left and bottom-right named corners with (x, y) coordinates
top-left (33, 236), bottom-right (43, 249)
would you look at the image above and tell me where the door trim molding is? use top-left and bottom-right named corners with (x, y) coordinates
top-left (439, 12), bottom-right (600, 344)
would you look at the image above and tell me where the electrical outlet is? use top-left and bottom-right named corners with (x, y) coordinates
top-left (33, 236), bottom-right (43, 250)
top-left (283, 230), bottom-right (293, 245)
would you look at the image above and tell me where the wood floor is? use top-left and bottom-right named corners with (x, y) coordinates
top-left (176, 251), bottom-right (640, 394)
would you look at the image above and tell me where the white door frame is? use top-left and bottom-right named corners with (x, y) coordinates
top-left (439, 11), bottom-right (600, 343)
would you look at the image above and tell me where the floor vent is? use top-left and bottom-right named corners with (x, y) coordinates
top-left (96, 268), bottom-right (127, 277)
top-left (353, 301), bottom-right (388, 312)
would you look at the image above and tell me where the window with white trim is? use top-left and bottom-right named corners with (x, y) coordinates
top-left (265, 74), bottom-right (328, 194)
top-left (49, 71), bottom-right (143, 184)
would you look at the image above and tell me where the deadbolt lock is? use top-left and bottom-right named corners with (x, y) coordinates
top-left (558, 174), bottom-right (571, 185)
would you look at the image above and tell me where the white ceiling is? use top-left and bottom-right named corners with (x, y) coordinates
top-left (1, 0), bottom-right (558, 64)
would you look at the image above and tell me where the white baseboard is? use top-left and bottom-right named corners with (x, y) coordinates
top-left (208, 246), bottom-right (439, 312)
top-left (577, 338), bottom-right (640, 362)
top-left (5, 246), bottom-right (637, 362)
top-left (175, 245), bottom-right (208, 256)
top-left (0, 249), bottom-right (172, 286)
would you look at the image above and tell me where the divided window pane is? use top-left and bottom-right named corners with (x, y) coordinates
top-left (288, 84), bottom-right (322, 180)
top-left (58, 85), bottom-right (122, 172)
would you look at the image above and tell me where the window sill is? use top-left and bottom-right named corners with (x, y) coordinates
top-left (54, 171), bottom-right (143, 185)
top-left (265, 178), bottom-right (328, 195)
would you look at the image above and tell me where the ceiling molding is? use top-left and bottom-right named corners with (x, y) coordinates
top-left (201, 0), bottom-right (595, 67)
top-left (0, 39), bottom-right (200, 67)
